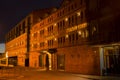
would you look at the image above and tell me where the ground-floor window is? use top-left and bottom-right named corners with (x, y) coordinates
top-left (57, 54), bottom-right (65, 70)
top-left (104, 46), bottom-right (120, 75)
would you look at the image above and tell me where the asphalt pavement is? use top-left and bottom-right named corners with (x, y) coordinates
top-left (0, 67), bottom-right (120, 80)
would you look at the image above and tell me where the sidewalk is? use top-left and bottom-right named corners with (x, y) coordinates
top-left (72, 74), bottom-right (120, 80)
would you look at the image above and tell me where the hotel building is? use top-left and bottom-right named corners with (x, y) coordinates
top-left (5, 8), bottom-right (57, 66)
top-left (5, 0), bottom-right (120, 75)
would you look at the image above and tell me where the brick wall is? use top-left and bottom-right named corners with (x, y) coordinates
top-left (56, 45), bottom-right (100, 75)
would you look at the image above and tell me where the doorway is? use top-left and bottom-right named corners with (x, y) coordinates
top-left (104, 46), bottom-right (120, 75)
top-left (105, 50), bottom-right (120, 74)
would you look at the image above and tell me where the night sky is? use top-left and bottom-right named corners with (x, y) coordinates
top-left (0, 0), bottom-right (62, 43)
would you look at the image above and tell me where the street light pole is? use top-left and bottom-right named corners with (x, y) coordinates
top-left (6, 52), bottom-right (8, 66)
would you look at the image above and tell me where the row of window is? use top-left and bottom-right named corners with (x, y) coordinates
top-left (6, 0), bottom-right (84, 42)
top-left (7, 40), bottom-right (25, 49)
top-left (57, 0), bottom-right (84, 17)
top-left (6, 17), bottom-right (31, 42)
top-left (39, 0), bottom-right (84, 28)
top-left (32, 29), bottom-right (88, 49)
top-left (58, 36), bottom-right (65, 45)
top-left (32, 10), bottom-right (84, 38)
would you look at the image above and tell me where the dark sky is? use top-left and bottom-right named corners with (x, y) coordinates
top-left (0, 0), bottom-right (62, 43)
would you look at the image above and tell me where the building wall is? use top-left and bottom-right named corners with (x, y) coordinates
top-left (87, 0), bottom-right (120, 45)
top-left (5, 0), bottom-right (120, 75)
top-left (29, 0), bottom-right (101, 75)
top-left (56, 46), bottom-right (100, 75)
top-left (5, 8), bottom-right (56, 66)
top-left (6, 33), bottom-right (27, 66)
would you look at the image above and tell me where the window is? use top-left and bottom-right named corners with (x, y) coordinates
top-left (69, 35), bottom-right (71, 42)
top-left (48, 39), bottom-right (54, 47)
top-left (27, 16), bottom-right (31, 25)
top-left (68, 17), bottom-right (71, 25)
top-left (76, 33), bottom-right (78, 40)
top-left (57, 20), bottom-right (65, 31)
top-left (58, 36), bottom-right (66, 45)
top-left (33, 44), bottom-right (37, 49)
top-left (22, 21), bottom-right (25, 33)
top-left (40, 30), bottom-right (44, 36)
top-left (48, 25), bottom-right (53, 34)
top-left (75, 14), bottom-right (78, 24)
top-left (72, 34), bottom-right (75, 41)
top-left (81, 11), bottom-right (83, 21)
top-left (80, 0), bottom-right (83, 5)
top-left (40, 42), bottom-right (45, 47)
top-left (72, 15), bottom-right (74, 24)
top-left (33, 32), bottom-right (38, 38)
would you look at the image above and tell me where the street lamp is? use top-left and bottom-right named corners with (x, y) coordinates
top-left (6, 52), bottom-right (8, 66)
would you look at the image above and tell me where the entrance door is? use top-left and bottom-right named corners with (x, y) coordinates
top-left (46, 54), bottom-right (49, 70)
top-left (57, 54), bottom-right (65, 70)
top-left (105, 49), bottom-right (120, 75)
top-left (25, 58), bottom-right (29, 67)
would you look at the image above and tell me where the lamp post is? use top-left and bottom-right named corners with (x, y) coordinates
top-left (6, 52), bottom-right (8, 66)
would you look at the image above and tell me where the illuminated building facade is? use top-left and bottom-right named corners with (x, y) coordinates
top-left (5, 0), bottom-right (120, 75)
top-left (5, 8), bottom-right (57, 66)
top-left (30, 0), bottom-right (100, 75)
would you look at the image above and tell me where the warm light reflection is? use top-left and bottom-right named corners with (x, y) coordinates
top-left (77, 12), bottom-right (81, 16)
top-left (66, 34), bottom-right (68, 38)
top-left (78, 30), bottom-right (82, 35)
top-left (54, 38), bottom-right (57, 41)
top-left (66, 23), bottom-right (87, 33)
top-left (54, 23), bottom-right (57, 26)
top-left (65, 18), bottom-right (68, 21)
top-left (6, 52), bottom-right (8, 58)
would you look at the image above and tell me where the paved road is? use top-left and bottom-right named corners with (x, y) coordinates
top-left (0, 68), bottom-right (92, 80)
top-left (0, 67), bottom-right (120, 80)
top-left (17, 71), bottom-right (91, 80)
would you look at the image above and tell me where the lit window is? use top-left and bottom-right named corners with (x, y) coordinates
top-left (85, 30), bottom-right (89, 37)
top-left (78, 30), bottom-right (82, 35)
top-left (81, 31), bottom-right (85, 38)
top-left (77, 12), bottom-right (81, 16)
top-left (65, 18), bottom-right (68, 21)
top-left (54, 38), bottom-right (57, 41)
top-left (54, 23), bottom-right (57, 26)
top-left (65, 34), bottom-right (69, 38)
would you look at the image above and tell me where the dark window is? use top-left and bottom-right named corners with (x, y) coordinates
top-left (80, 0), bottom-right (83, 5)
top-left (75, 14), bottom-right (77, 24)
top-left (69, 35), bottom-right (71, 42)
top-left (76, 33), bottom-right (78, 40)
top-left (27, 16), bottom-right (31, 25)
top-left (63, 36), bottom-right (65, 43)
top-left (68, 17), bottom-right (71, 25)
top-left (72, 34), bottom-right (75, 41)
top-left (81, 11), bottom-right (83, 21)
top-left (72, 15), bottom-right (74, 24)
top-left (63, 20), bottom-right (65, 28)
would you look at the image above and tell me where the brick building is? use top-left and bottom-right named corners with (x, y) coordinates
top-left (5, 0), bottom-right (120, 75)
top-left (29, 0), bottom-right (100, 75)
top-left (5, 8), bottom-right (57, 66)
